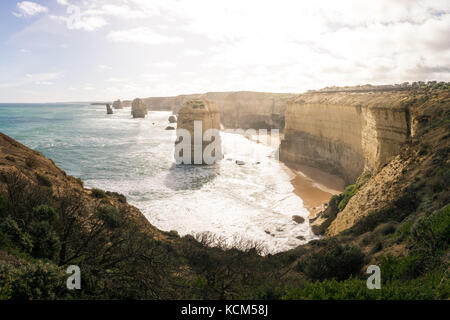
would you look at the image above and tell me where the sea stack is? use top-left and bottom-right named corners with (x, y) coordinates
top-left (131, 98), bottom-right (148, 118)
top-left (169, 115), bottom-right (177, 123)
top-left (175, 99), bottom-right (222, 165)
top-left (106, 104), bottom-right (113, 114)
top-left (112, 99), bottom-right (123, 109)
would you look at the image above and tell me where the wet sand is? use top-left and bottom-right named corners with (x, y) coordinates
top-left (244, 132), bottom-right (345, 217)
top-left (283, 162), bottom-right (345, 217)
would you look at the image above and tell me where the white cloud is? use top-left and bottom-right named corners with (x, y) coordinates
top-left (3, 0), bottom-right (450, 101)
top-left (97, 65), bottom-right (112, 70)
top-left (13, 1), bottom-right (48, 17)
top-left (49, 14), bottom-right (108, 32)
top-left (184, 49), bottom-right (203, 57)
top-left (107, 27), bottom-right (183, 45)
top-left (56, 0), bottom-right (70, 6)
top-left (149, 61), bottom-right (177, 68)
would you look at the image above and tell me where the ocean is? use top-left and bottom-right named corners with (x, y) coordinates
top-left (0, 103), bottom-right (315, 253)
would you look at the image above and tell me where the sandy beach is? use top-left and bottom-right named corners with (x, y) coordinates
top-left (283, 162), bottom-right (345, 218)
top-left (245, 132), bottom-right (345, 218)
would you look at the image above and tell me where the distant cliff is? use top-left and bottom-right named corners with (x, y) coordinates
top-left (140, 91), bottom-right (296, 129)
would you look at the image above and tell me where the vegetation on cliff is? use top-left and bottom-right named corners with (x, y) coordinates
top-left (0, 83), bottom-right (448, 299)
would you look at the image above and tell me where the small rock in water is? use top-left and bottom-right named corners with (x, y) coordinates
top-left (296, 235), bottom-right (306, 241)
top-left (168, 115), bottom-right (177, 123)
top-left (292, 215), bottom-right (305, 224)
top-left (235, 160), bottom-right (245, 165)
top-left (165, 126), bottom-right (175, 130)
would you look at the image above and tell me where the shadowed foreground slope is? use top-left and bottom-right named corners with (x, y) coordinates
top-left (0, 111), bottom-right (448, 299)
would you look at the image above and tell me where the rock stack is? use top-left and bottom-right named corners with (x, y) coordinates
top-left (131, 98), bottom-right (148, 118)
top-left (112, 99), bottom-right (123, 109)
top-left (169, 115), bottom-right (177, 123)
top-left (175, 99), bottom-right (221, 164)
top-left (106, 104), bottom-right (113, 115)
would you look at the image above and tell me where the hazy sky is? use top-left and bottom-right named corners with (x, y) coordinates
top-left (0, 0), bottom-right (449, 102)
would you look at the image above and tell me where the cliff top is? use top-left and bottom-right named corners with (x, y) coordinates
top-left (292, 85), bottom-right (450, 110)
top-left (307, 81), bottom-right (450, 94)
top-left (178, 99), bottom-right (219, 114)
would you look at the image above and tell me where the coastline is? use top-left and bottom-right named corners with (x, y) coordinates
top-left (282, 162), bottom-right (345, 218)
top-left (244, 131), bottom-right (345, 218)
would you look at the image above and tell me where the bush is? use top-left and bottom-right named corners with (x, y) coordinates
top-left (91, 188), bottom-right (106, 199)
top-left (25, 157), bottom-right (37, 168)
top-left (281, 270), bottom-right (449, 300)
top-left (379, 253), bottom-right (429, 281)
top-left (337, 172), bottom-right (371, 212)
top-left (0, 195), bottom-right (7, 218)
top-left (338, 184), bottom-right (358, 211)
top-left (97, 206), bottom-right (123, 229)
top-left (32, 205), bottom-right (58, 223)
top-left (298, 243), bottom-right (365, 281)
top-left (35, 173), bottom-right (52, 187)
top-left (0, 261), bottom-right (67, 300)
top-left (28, 221), bottom-right (61, 260)
top-left (71, 176), bottom-right (84, 187)
top-left (0, 216), bottom-right (33, 253)
top-left (411, 205), bottom-right (450, 254)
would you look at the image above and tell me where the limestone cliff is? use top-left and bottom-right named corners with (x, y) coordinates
top-left (280, 91), bottom-right (414, 184)
top-left (131, 98), bottom-right (148, 118)
top-left (175, 99), bottom-right (221, 164)
top-left (112, 99), bottom-right (123, 109)
top-left (283, 85), bottom-right (449, 238)
top-left (324, 88), bottom-right (449, 237)
top-left (142, 92), bottom-right (296, 129)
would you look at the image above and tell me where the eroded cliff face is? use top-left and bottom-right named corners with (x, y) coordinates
top-left (175, 99), bottom-right (222, 164)
top-left (286, 88), bottom-right (449, 237)
top-left (280, 91), bottom-right (413, 184)
top-left (142, 92), bottom-right (296, 129)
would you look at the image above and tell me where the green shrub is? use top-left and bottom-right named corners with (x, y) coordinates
top-left (338, 184), bottom-right (358, 211)
top-left (411, 205), bottom-right (450, 254)
top-left (0, 195), bottom-right (7, 218)
top-left (298, 243), bottom-right (365, 281)
top-left (28, 221), bottom-right (61, 260)
top-left (5, 156), bottom-right (15, 162)
top-left (281, 270), bottom-right (449, 300)
top-left (336, 172), bottom-right (371, 212)
top-left (32, 205), bottom-right (58, 223)
top-left (379, 253), bottom-right (430, 281)
top-left (97, 206), bottom-right (123, 229)
top-left (91, 188), bottom-right (106, 199)
top-left (0, 216), bottom-right (33, 253)
top-left (0, 261), bottom-right (67, 300)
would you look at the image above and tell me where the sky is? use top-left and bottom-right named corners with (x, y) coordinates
top-left (0, 0), bottom-right (449, 102)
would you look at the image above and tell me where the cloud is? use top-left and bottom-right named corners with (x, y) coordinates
top-left (56, 0), bottom-right (70, 6)
top-left (0, 72), bottom-right (61, 89)
top-left (97, 65), bottom-right (112, 70)
top-left (149, 61), bottom-right (177, 68)
top-left (13, 1), bottom-right (48, 17)
top-left (184, 49), bottom-right (203, 57)
top-left (107, 27), bottom-right (183, 45)
top-left (49, 14), bottom-right (108, 32)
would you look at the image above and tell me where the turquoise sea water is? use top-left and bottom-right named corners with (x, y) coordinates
top-left (0, 103), bottom-right (314, 253)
